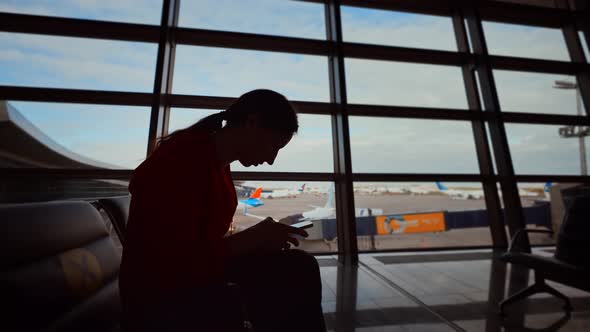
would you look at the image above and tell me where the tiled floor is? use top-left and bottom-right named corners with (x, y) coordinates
top-left (318, 248), bottom-right (590, 331)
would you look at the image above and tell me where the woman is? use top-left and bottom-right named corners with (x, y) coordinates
top-left (120, 89), bottom-right (326, 331)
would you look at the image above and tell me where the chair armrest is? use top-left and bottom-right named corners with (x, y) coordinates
top-left (507, 229), bottom-right (553, 253)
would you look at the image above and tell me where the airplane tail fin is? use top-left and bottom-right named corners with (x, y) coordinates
top-left (250, 187), bottom-right (262, 199)
top-left (436, 182), bottom-right (448, 191)
top-left (325, 183), bottom-right (335, 209)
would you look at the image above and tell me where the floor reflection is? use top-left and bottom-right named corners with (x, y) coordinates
top-left (318, 248), bottom-right (590, 331)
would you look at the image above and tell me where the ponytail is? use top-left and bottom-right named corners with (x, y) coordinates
top-left (156, 110), bottom-right (225, 146)
top-left (193, 111), bottom-right (226, 131)
top-left (157, 89), bottom-right (297, 147)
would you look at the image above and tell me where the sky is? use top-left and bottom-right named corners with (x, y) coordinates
top-left (1, 0), bottom-right (589, 177)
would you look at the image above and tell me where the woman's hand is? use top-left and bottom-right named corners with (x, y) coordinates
top-left (226, 217), bottom-right (308, 256)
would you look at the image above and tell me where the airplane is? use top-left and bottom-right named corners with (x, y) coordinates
top-left (300, 185), bottom-right (335, 221)
top-left (260, 183), bottom-right (306, 199)
top-left (436, 182), bottom-right (484, 200)
top-left (299, 184), bottom-right (383, 221)
top-left (237, 187), bottom-right (264, 215)
top-left (435, 182), bottom-right (552, 200)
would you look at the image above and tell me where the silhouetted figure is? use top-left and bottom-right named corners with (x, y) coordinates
top-left (120, 90), bottom-right (326, 331)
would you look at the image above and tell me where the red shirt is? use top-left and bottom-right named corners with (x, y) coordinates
top-left (119, 129), bottom-right (237, 308)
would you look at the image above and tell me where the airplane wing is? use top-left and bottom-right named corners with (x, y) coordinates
top-left (244, 212), bottom-right (266, 220)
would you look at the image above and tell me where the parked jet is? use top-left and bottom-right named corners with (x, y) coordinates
top-left (237, 187), bottom-right (264, 215)
top-left (435, 182), bottom-right (551, 200)
top-left (436, 182), bottom-right (484, 200)
top-left (299, 184), bottom-right (383, 221)
top-left (260, 184), bottom-right (306, 199)
top-left (300, 185), bottom-right (335, 221)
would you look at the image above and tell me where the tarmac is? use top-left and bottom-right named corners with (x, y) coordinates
top-left (231, 192), bottom-right (554, 252)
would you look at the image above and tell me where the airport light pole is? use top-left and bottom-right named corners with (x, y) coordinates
top-left (553, 80), bottom-right (589, 175)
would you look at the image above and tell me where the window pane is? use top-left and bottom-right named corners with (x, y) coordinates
top-left (179, 0), bottom-right (325, 40)
top-left (0, 33), bottom-right (158, 92)
top-left (483, 22), bottom-right (569, 61)
top-left (506, 124), bottom-right (588, 175)
top-left (169, 109), bottom-right (334, 173)
top-left (0, 0), bottom-right (162, 24)
top-left (353, 182), bottom-right (491, 251)
top-left (349, 117), bottom-right (479, 173)
top-left (342, 6), bottom-right (456, 51)
top-left (345, 59), bottom-right (467, 108)
top-left (516, 182), bottom-right (555, 246)
top-left (494, 71), bottom-right (583, 115)
top-left (173, 46), bottom-right (329, 102)
top-left (3, 101), bottom-right (150, 169)
top-left (231, 181), bottom-right (336, 253)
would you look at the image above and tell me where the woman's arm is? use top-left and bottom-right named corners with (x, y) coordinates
top-left (226, 218), bottom-right (309, 257)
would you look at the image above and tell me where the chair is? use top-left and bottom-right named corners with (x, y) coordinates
top-left (96, 195), bottom-right (131, 245)
top-left (0, 200), bottom-right (122, 331)
top-left (499, 185), bottom-right (590, 315)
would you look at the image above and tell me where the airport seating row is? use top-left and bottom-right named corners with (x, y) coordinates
top-left (0, 196), bottom-right (254, 331)
top-left (1, 200), bottom-right (123, 331)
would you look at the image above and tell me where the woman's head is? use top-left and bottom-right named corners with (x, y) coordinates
top-left (162, 89), bottom-right (298, 167)
top-left (223, 89), bottom-right (298, 167)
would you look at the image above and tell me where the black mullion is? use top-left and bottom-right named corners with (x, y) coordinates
top-left (558, 0), bottom-right (590, 116)
top-left (0, 12), bottom-right (160, 43)
top-left (464, 6), bottom-right (530, 252)
top-left (0, 86), bottom-right (153, 106)
top-left (326, 0), bottom-right (358, 264)
top-left (452, 7), bottom-right (507, 248)
top-left (146, 0), bottom-right (179, 156)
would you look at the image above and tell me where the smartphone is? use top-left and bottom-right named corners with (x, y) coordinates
top-left (290, 220), bottom-right (314, 229)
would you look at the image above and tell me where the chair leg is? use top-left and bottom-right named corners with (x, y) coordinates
top-left (499, 273), bottom-right (574, 316)
top-left (499, 283), bottom-right (540, 315)
top-left (540, 281), bottom-right (573, 312)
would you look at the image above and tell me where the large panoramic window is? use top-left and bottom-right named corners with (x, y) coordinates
top-left (173, 46), bottom-right (330, 101)
top-left (1, 0), bottom-right (587, 253)
top-left (349, 117), bottom-right (479, 173)
top-left (0, 33), bottom-right (158, 92)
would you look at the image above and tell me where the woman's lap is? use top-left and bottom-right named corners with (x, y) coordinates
top-left (225, 249), bottom-right (326, 332)
top-left (123, 250), bottom-right (325, 331)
